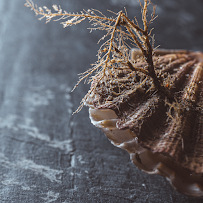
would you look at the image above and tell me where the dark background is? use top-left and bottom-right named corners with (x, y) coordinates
top-left (0, 0), bottom-right (203, 202)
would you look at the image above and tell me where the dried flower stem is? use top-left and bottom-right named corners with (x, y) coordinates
top-left (25, 0), bottom-right (171, 111)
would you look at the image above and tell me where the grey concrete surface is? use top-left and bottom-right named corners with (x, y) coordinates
top-left (0, 0), bottom-right (203, 202)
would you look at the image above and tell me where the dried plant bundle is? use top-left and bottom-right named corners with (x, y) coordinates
top-left (25, 0), bottom-right (166, 111)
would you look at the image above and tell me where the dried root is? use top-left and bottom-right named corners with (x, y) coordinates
top-left (25, 0), bottom-right (172, 112)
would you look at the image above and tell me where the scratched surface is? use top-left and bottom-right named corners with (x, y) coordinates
top-left (0, 0), bottom-right (203, 202)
